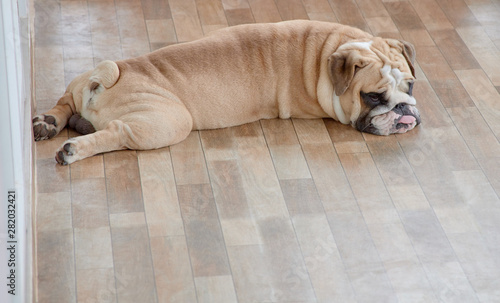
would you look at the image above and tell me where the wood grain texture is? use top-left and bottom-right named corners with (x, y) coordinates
top-left (34, 0), bottom-right (500, 302)
top-left (248, 0), bottom-right (282, 23)
top-left (150, 236), bottom-right (197, 302)
top-left (104, 151), bottom-right (145, 214)
top-left (170, 0), bottom-right (205, 41)
top-left (177, 184), bottom-right (232, 277)
top-left (110, 213), bottom-right (157, 303)
top-left (138, 149), bottom-right (185, 237)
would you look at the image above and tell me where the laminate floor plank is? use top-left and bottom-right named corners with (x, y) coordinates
top-left (248, 0), bottom-right (282, 23)
top-left (292, 214), bottom-right (356, 302)
top-left (88, 0), bottom-right (123, 63)
top-left (34, 45), bottom-right (65, 109)
top-left (177, 183), bottom-right (232, 278)
top-left (61, 1), bottom-right (94, 85)
top-left (110, 213), bottom-right (158, 303)
top-left (150, 236), bottom-right (197, 303)
top-left (368, 222), bottom-right (437, 302)
top-left (293, 119), bottom-right (358, 213)
top-left (146, 19), bottom-right (178, 50)
top-left (138, 148), bottom-right (185, 237)
top-left (74, 226), bottom-right (114, 271)
top-left (71, 178), bottom-right (109, 229)
top-left (115, 0), bottom-right (151, 57)
top-left (399, 210), bottom-right (480, 302)
top-left (76, 268), bottom-right (117, 303)
top-left (196, 0), bottom-right (229, 33)
top-left (302, 0), bottom-right (338, 22)
top-left (33, 0), bottom-right (500, 301)
top-left (430, 29), bottom-right (480, 71)
top-left (37, 229), bottom-right (77, 303)
top-left (224, 7), bottom-right (255, 26)
top-left (447, 232), bottom-right (500, 302)
top-left (194, 275), bottom-right (238, 303)
top-left (141, 0), bottom-right (172, 20)
top-left (169, 0), bottom-right (205, 42)
top-left (355, 0), bottom-right (390, 19)
top-left (261, 119), bottom-right (312, 180)
top-left (226, 217), bottom-right (316, 302)
top-left (36, 158), bottom-right (71, 194)
top-left (327, 0), bottom-right (369, 32)
top-left (447, 106), bottom-right (500, 159)
top-left (467, 1), bottom-right (500, 49)
top-left (409, 0), bottom-right (454, 31)
top-left (170, 131), bottom-right (211, 185)
top-left (435, 0), bottom-right (480, 28)
top-left (365, 16), bottom-right (399, 36)
top-left (34, 0), bottom-right (63, 47)
top-left (339, 152), bottom-right (400, 224)
top-left (455, 69), bottom-right (500, 138)
top-left (384, 1), bottom-right (426, 31)
top-left (231, 123), bottom-right (290, 219)
top-left (104, 151), bottom-right (145, 214)
top-left (275, 0), bottom-right (309, 21)
top-left (367, 137), bottom-right (431, 212)
top-left (416, 45), bottom-right (475, 108)
top-left (456, 26), bottom-right (500, 86)
top-left (453, 170), bottom-right (500, 256)
top-left (202, 132), bottom-right (263, 248)
top-left (326, 211), bottom-right (398, 303)
top-left (398, 128), bottom-right (479, 207)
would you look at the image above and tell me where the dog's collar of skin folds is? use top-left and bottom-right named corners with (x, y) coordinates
top-left (332, 93), bottom-right (350, 124)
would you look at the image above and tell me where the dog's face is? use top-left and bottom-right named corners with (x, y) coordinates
top-left (329, 38), bottom-right (421, 136)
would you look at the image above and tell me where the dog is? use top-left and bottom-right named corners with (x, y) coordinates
top-left (33, 20), bottom-right (420, 165)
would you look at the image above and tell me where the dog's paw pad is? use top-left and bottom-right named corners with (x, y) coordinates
top-left (55, 142), bottom-right (76, 165)
top-left (33, 115), bottom-right (58, 141)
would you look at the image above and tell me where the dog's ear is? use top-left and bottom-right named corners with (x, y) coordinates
top-left (399, 40), bottom-right (416, 78)
top-left (329, 51), bottom-right (368, 96)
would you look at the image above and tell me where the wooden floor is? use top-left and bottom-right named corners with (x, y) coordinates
top-left (33, 0), bottom-right (500, 302)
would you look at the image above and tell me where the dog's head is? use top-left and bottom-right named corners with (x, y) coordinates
top-left (329, 38), bottom-right (420, 135)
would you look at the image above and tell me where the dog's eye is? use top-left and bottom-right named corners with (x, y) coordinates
top-left (361, 92), bottom-right (384, 108)
top-left (407, 82), bottom-right (414, 96)
top-left (368, 93), bottom-right (381, 102)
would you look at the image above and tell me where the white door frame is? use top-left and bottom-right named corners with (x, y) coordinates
top-left (0, 0), bottom-right (33, 302)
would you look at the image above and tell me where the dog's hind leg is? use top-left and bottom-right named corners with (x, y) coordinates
top-left (54, 102), bottom-right (193, 165)
top-left (33, 60), bottom-right (120, 141)
top-left (33, 93), bottom-right (76, 141)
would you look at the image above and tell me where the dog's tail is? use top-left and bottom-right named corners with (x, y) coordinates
top-left (89, 60), bottom-right (120, 90)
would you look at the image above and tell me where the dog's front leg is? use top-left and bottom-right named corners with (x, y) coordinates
top-left (33, 92), bottom-right (76, 141)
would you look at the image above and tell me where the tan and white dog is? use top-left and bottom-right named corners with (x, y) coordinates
top-left (33, 20), bottom-right (420, 165)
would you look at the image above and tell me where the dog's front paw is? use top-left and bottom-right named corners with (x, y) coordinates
top-left (33, 114), bottom-right (58, 141)
top-left (55, 141), bottom-right (78, 165)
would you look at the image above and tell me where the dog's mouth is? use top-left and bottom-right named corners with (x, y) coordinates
top-left (357, 103), bottom-right (421, 135)
top-left (392, 113), bottom-right (420, 133)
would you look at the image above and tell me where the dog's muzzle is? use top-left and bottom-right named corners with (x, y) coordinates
top-left (357, 103), bottom-right (421, 136)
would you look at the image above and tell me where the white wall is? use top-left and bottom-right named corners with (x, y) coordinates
top-left (0, 0), bottom-right (33, 302)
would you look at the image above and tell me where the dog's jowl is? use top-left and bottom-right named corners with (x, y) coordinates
top-left (33, 20), bottom-right (420, 165)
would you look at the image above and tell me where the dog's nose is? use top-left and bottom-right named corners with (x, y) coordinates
top-left (394, 103), bottom-right (406, 110)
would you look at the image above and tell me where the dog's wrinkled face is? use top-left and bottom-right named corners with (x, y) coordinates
top-left (329, 38), bottom-right (421, 136)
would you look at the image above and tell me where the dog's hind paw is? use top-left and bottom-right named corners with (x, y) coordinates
top-left (55, 141), bottom-right (78, 165)
top-left (33, 114), bottom-right (58, 141)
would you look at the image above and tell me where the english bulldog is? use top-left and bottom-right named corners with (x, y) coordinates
top-left (33, 20), bottom-right (420, 165)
